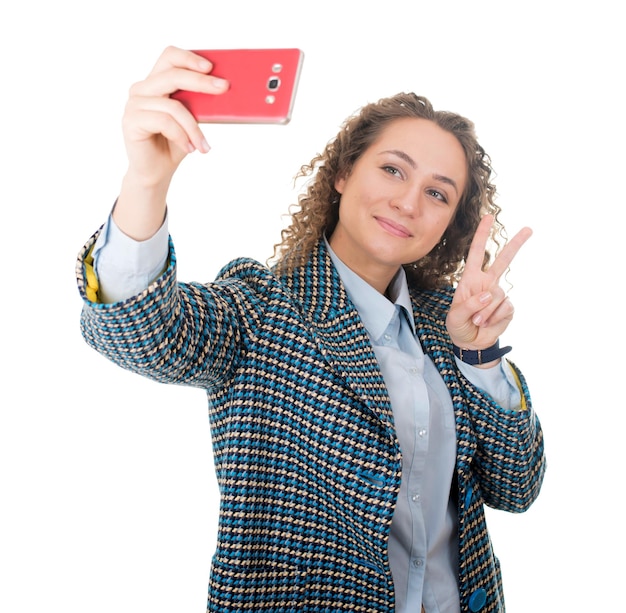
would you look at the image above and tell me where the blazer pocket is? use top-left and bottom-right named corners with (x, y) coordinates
top-left (208, 555), bottom-right (306, 612)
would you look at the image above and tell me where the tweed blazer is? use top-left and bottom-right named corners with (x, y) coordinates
top-left (77, 231), bottom-right (546, 613)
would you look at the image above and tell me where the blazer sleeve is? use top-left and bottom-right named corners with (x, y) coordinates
top-left (76, 228), bottom-right (264, 391)
top-left (409, 284), bottom-right (546, 513)
top-left (462, 361), bottom-right (546, 513)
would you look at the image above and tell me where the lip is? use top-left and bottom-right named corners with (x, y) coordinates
top-left (374, 216), bottom-right (413, 238)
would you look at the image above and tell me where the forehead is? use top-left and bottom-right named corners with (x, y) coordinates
top-left (368, 117), bottom-right (468, 183)
top-left (373, 117), bottom-right (463, 154)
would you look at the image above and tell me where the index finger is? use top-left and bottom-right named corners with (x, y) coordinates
top-left (131, 47), bottom-right (229, 99)
top-left (150, 46), bottom-right (213, 76)
top-left (464, 214), bottom-right (494, 274)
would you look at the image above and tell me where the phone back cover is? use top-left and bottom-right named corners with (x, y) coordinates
top-left (172, 48), bottom-right (304, 124)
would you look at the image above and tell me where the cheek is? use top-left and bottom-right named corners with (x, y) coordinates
top-left (424, 210), bottom-right (455, 246)
top-left (440, 206), bottom-right (458, 231)
top-left (429, 208), bottom-right (455, 231)
top-left (340, 188), bottom-right (374, 219)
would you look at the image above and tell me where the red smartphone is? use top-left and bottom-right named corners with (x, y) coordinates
top-left (171, 48), bottom-right (304, 124)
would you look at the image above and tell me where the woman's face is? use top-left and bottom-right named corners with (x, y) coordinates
top-left (329, 117), bottom-right (468, 293)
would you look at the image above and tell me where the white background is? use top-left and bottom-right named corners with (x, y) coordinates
top-left (1, 0), bottom-right (624, 611)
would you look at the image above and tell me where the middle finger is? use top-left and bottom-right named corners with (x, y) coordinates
top-left (487, 226), bottom-right (533, 280)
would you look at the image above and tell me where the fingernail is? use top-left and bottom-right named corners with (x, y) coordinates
top-left (479, 292), bottom-right (492, 304)
top-left (472, 314), bottom-right (483, 325)
top-left (213, 77), bottom-right (229, 89)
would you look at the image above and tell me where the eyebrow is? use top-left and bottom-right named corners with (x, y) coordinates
top-left (381, 149), bottom-right (460, 196)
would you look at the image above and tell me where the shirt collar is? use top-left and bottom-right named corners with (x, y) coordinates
top-left (324, 237), bottom-right (416, 340)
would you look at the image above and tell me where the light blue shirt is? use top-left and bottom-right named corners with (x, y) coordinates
top-left (93, 216), bottom-right (521, 613)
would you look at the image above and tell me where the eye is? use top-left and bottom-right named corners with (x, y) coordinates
top-left (427, 188), bottom-right (448, 204)
top-left (382, 165), bottom-right (402, 177)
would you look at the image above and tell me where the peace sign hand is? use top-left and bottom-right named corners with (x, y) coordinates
top-left (446, 215), bottom-right (532, 355)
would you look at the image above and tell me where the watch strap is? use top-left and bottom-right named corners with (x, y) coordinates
top-left (453, 340), bottom-right (512, 365)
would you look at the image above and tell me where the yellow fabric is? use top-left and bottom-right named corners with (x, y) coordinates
top-left (507, 360), bottom-right (528, 411)
top-left (84, 245), bottom-right (99, 303)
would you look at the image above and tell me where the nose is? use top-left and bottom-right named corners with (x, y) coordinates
top-left (390, 184), bottom-right (422, 217)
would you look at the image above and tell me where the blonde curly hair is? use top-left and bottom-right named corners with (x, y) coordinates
top-left (271, 93), bottom-right (505, 289)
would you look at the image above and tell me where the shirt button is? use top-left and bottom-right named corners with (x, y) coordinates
top-left (383, 334), bottom-right (392, 344)
top-left (409, 367), bottom-right (418, 376)
top-left (418, 428), bottom-right (427, 437)
top-left (412, 558), bottom-right (424, 568)
top-left (411, 493), bottom-right (420, 502)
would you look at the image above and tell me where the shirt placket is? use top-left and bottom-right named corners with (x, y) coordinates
top-left (397, 308), bottom-right (430, 589)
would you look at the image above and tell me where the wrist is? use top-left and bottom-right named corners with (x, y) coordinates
top-left (453, 340), bottom-right (512, 366)
top-left (115, 173), bottom-right (170, 241)
top-left (122, 167), bottom-right (173, 198)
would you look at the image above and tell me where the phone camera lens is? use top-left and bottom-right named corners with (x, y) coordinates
top-left (267, 77), bottom-right (281, 91)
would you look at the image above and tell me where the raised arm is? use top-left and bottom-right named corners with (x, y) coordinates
top-left (114, 46), bottom-right (229, 240)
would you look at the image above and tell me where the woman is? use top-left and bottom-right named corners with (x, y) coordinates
top-left (77, 46), bottom-right (546, 612)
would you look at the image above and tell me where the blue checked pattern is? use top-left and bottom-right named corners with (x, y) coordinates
top-left (77, 231), bottom-right (546, 612)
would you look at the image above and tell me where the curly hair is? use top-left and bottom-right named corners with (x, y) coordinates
top-left (270, 93), bottom-right (505, 289)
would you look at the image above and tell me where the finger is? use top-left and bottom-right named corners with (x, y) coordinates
top-left (125, 108), bottom-right (197, 156)
top-left (451, 285), bottom-right (505, 326)
top-left (488, 226), bottom-right (533, 280)
top-left (471, 289), bottom-right (509, 326)
top-left (463, 215), bottom-right (494, 275)
top-left (150, 46), bottom-right (213, 76)
top-left (130, 66), bottom-right (229, 99)
top-left (125, 95), bottom-right (209, 151)
top-left (480, 297), bottom-right (515, 331)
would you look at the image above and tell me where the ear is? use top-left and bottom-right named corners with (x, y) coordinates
top-left (334, 174), bottom-right (346, 194)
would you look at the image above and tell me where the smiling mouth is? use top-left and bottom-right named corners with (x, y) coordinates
top-left (374, 216), bottom-right (413, 238)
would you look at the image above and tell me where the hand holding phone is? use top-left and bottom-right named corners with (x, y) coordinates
top-left (171, 48), bottom-right (304, 124)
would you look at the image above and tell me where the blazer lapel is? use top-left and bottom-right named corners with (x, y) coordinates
top-left (278, 241), bottom-right (395, 434)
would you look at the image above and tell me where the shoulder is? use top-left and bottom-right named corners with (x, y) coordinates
top-left (214, 257), bottom-right (287, 299)
top-left (211, 257), bottom-right (299, 316)
top-left (216, 257), bottom-right (277, 285)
